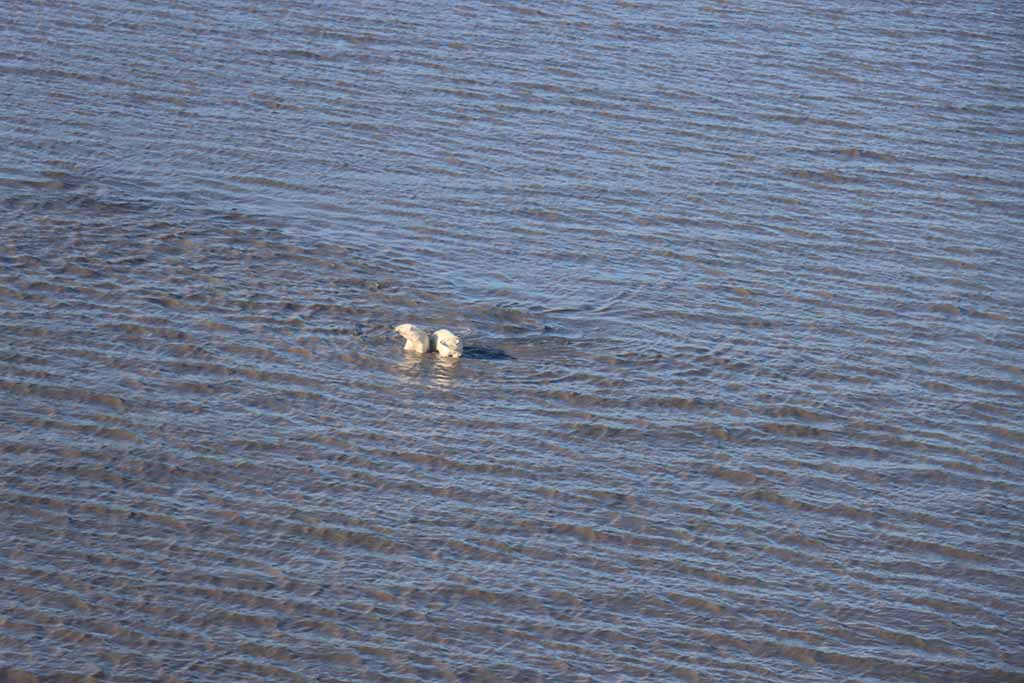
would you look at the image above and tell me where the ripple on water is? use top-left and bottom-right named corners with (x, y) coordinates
top-left (2, 1), bottom-right (1024, 682)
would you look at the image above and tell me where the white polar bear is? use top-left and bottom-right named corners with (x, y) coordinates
top-left (393, 323), bottom-right (431, 354)
top-left (431, 329), bottom-right (463, 358)
top-left (394, 324), bottom-right (463, 358)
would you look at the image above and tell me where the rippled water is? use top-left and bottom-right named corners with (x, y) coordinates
top-left (2, 1), bottom-right (1023, 681)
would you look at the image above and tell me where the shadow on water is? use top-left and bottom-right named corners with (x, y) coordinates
top-left (461, 345), bottom-right (515, 361)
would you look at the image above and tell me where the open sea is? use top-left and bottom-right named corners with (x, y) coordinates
top-left (1, 1), bottom-right (1022, 681)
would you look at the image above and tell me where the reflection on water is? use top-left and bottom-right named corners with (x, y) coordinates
top-left (394, 350), bottom-right (430, 385)
top-left (1, 1), bottom-right (1023, 682)
top-left (392, 350), bottom-right (461, 390)
top-left (430, 356), bottom-right (461, 390)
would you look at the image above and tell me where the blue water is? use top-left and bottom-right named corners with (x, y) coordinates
top-left (2, 1), bottom-right (1022, 681)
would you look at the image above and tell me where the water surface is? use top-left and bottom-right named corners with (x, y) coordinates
top-left (2, 1), bottom-right (1023, 681)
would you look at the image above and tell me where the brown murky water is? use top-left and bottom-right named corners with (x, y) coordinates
top-left (2, 1), bottom-right (1023, 681)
